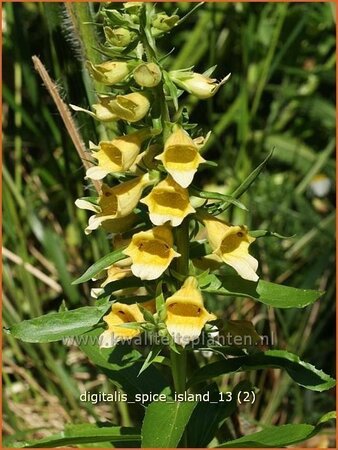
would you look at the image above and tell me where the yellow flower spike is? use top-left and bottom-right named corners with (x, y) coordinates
top-left (108, 92), bottom-right (150, 122)
top-left (86, 130), bottom-right (150, 180)
top-left (170, 71), bottom-right (231, 100)
top-left (141, 176), bottom-right (195, 227)
top-left (86, 60), bottom-right (130, 85)
top-left (156, 127), bottom-right (206, 188)
top-left (202, 214), bottom-right (259, 282)
top-left (86, 174), bottom-right (150, 233)
top-left (165, 277), bottom-right (216, 348)
top-left (100, 302), bottom-right (144, 348)
top-left (123, 225), bottom-right (180, 280)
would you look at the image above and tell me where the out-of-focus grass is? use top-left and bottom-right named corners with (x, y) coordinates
top-left (3, 2), bottom-right (335, 445)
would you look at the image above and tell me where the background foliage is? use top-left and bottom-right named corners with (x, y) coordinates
top-left (3, 2), bottom-right (336, 447)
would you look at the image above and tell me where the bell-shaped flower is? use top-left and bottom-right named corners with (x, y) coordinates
top-left (107, 92), bottom-right (150, 122)
top-left (87, 60), bottom-right (130, 85)
top-left (170, 71), bottom-right (231, 99)
top-left (123, 225), bottom-right (180, 280)
top-left (152, 13), bottom-right (179, 32)
top-left (71, 93), bottom-right (150, 123)
top-left (100, 302), bottom-right (144, 348)
top-left (104, 26), bottom-right (134, 47)
top-left (202, 214), bottom-right (259, 282)
top-left (133, 62), bottom-right (162, 87)
top-left (70, 97), bottom-right (118, 122)
top-left (165, 277), bottom-right (216, 348)
top-left (156, 126), bottom-right (206, 188)
top-left (86, 130), bottom-right (150, 180)
top-left (86, 174), bottom-right (149, 232)
top-left (141, 176), bottom-right (195, 227)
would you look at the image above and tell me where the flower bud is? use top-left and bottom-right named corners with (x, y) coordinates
top-left (104, 26), bottom-right (133, 47)
top-left (170, 71), bottom-right (231, 99)
top-left (108, 92), bottom-right (150, 122)
top-left (152, 13), bottom-right (179, 32)
top-left (86, 60), bottom-right (130, 85)
top-left (133, 63), bottom-right (162, 87)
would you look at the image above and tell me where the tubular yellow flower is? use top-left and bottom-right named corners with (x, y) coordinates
top-left (100, 302), bottom-right (144, 348)
top-left (86, 60), bottom-right (130, 85)
top-left (86, 174), bottom-right (149, 232)
top-left (123, 225), bottom-right (180, 280)
top-left (108, 92), bottom-right (150, 122)
top-left (141, 176), bottom-right (195, 227)
top-left (165, 277), bottom-right (216, 348)
top-left (170, 71), bottom-right (231, 99)
top-left (86, 130), bottom-right (150, 180)
top-left (156, 126), bottom-right (206, 188)
top-left (202, 214), bottom-right (259, 282)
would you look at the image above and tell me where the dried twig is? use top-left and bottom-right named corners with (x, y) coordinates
top-left (3, 247), bottom-right (62, 293)
top-left (31, 55), bottom-right (101, 193)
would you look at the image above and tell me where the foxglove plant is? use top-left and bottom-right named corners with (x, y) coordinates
top-left (8, 3), bottom-right (335, 448)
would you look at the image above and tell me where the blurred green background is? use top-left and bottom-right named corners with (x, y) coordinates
top-left (3, 2), bottom-right (336, 446)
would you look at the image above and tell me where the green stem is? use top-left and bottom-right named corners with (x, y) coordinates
top-left (175, 218), bottom-right (190, 276)
top-left (170, 349), bottom-right (187, 395)
top-left (140, 3), bottom-right (171, 139)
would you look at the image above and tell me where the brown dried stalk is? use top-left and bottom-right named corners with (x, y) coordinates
top-left (32, 55), bottom-right (101, 193)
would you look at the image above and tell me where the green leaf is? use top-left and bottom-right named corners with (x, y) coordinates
top-left (7, 304), bottom-right (111, 343)
top-left (187, 381), bottom-right (252, 447)
top-left (202, 273), bottom-right (323, 308)
top-left (188, 350), bottom-right (335, 392)
top-left (72, 248), bottom-right (127, 284)
top-left (190, 187), bottom-right (248, 211)
top-left (138, 345), bottom-right (163, 375)
top-left (80, 327), bottom-right (169, 398)
top-left (217, 411), bottom-right (336, 447)
top-left (15, 424), bottom-right (140, 448)
top-left (141, 401), bottom-right (197, 448)
top-left (228, 149), bottom-right (274, 202)
top-left (249, 229), bottom-right (295, 239)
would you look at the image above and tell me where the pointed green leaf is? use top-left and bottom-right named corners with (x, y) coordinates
top-left (7, 304), bottom-right (111, 343)
top-left (202, 273), bottom-right (323, 308)
top-left (15, 424), bottom-right (140, 448)
top-left (188, 350), bottom-right (335, 392)
top-left (141, 401), bottom-right (197, 448)
top-left (72, 248), bottom-right (127, 284)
